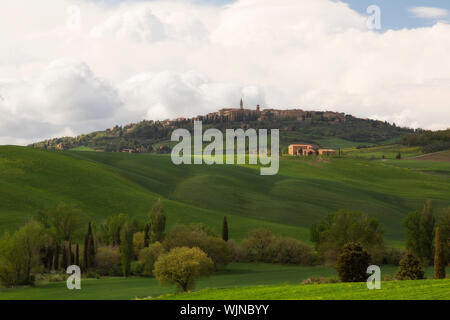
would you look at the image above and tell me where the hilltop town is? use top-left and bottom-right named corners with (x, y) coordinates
top-left (29, 101), bottom-right (411, 153)
top-left (166, 99), bottom-right (346, 125)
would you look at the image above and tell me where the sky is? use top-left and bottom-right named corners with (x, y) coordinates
top-left (0, 0), bottom-right (449, 145)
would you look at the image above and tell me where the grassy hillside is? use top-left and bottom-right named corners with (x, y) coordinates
top-left (156, 279), bottom-right (450, 300)
top-left (1, 146), bottom-right (450, 244)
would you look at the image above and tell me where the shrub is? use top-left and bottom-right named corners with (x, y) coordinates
top-left (268, 237), bottom-right (317, 265)
top-left (95, 246), bottom-right (121, 276)
top-left (164, 225), bottom-right (229, 270)
top-left (240, 229), bottom-right (275, 262)
top-left (138, 242), bottom-right (164, 277)
top-left (154, 247), bottom-right (214, 292)
top-left (395, 253), bottom-right (424, 280)
top-left (227, 239), bottom-right (246, 262)
top-left (382, 248), bottom-right (404, 265)
top-left (336, 242), bottom-right (371, 282)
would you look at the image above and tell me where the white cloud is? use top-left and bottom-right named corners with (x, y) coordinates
top-left (1, 0), bottom-right (450, 145)
top-left (119, 70), bottom-right (265, 120)
top-left (409, 7), bottom-right (449, 20)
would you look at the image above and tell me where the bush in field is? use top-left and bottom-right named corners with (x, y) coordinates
top-left (163, 225), bottom-right (229, 270)
top-left (95, 246), bottom-right (121, 276)
top-left (268, 237), bottom-right (317, 265)
top-left (227, 239), bottom-right (247, 262)
top-left (240, 229), bottom-right (276, 262)
top-left (382, 248), bottom-right (404, 265)
top-left (310, 210), bottom-right (384, 264)
top-left (137, 242), bottom-right (165, 277)
top-left (0, 221), bottom-right (48, 286)
top-left (395, 253), bottom-right (424, 280)
top-left (154, 247), bottom-right (214, 292)
top-left (336, 242), bottom-right (371, 282)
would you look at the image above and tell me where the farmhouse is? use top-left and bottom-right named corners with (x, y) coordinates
top-left (288, 144), bottom-right (336, 156)
top-left (288, 144), bottom-right (316, 156)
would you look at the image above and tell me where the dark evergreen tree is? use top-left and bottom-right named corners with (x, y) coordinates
top-left (150, 199), bottom-right (166, 243)
top-left (83, 234), bottom-right (88, 270)
top-left (62, 243), bottom-right (68, 270)
top-left (87, 223), bottom-right (96, 268)
top-left (120, 225), bottom-right (134, 277)
top-left (114, 226), bottom-right (121, 247)
top-left (75, 243), bottom-right (80, 267)
top-left (144, 223), bottom-right (150, 247)
top-left (434, 227), bottom-right (446, 279)
top-left (335, 242), bottom-right (371, 282)
top-left (222, 216), bottom-right (229, 242)
top-left (54, 244), bottom-right (60, 271)
top-left (396, 253), bottom-right (424, 280)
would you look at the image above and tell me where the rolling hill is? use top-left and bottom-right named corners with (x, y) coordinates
top-left (1, 145), bottom-right (449, 245)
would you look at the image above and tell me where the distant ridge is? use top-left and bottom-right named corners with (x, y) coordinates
top-left (29, 105), bottom-right (412, 152)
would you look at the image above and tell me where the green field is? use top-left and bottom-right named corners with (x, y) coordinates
top-left (1, 263), bottom-right (447, 300)
top-left (157, 279), bottom-right (450, 300)
top-left (344, 144), bottom-right (422, 160)
top-left (1, 146), bottom-right (450, 244)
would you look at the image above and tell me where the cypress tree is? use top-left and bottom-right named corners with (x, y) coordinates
top-left (87, 222), bottom-right (96, 268)
top-left (75, 243), bottom-right (80, 267)
top-left (114, 226), bottom-right (121, 247)
top-left (144, 223), bottom-right (150, 247)
top-left (62, 243), bottom-right (68, 270)
top-left (120, 225), bottom-right (133, 277)
top-left (420, 200), bottom-right (435, 265)
top-left (83, 234), bottom-right (89, 270)
top-left (222, 216), bottom-right (229, 242)
top-left (434, 227), bottom-right (446, 279)
top-left (54, 244), bottom-right (60, 271)
top-left (150, 199), bottom-right (166, 243)
top-left (68, 242), bottom-right (73, 265)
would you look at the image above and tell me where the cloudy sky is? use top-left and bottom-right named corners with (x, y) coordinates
top-left (1, 0), bottom-right (449, 145)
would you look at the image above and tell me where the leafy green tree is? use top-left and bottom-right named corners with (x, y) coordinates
top-left (396, 253), bottom-right (424, 280)
top-left (138, 242), bottom-right (165, 276)
top-left (154, 247), bottom-right (214, 292)
top-left (164, 225), bottom-right (229, 271)
top-left (434, 227), bottom-right (446, 279)
top-left (0, 221), bottom-right (48, 286)
top-left (48, 203), bottom-right (86, 243)
top-left (120, 224), bottom-right (134, 277)
top-left (150, 199), bottom-right (166, 243)
top-left (335, 242), bottom-right (371, 283)
top-left (404, 201), bottom-right (435, 265)
top-left (310, 210), bottom-right (384, 263)
top-left (222, 216), bottom-right (229, 242)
